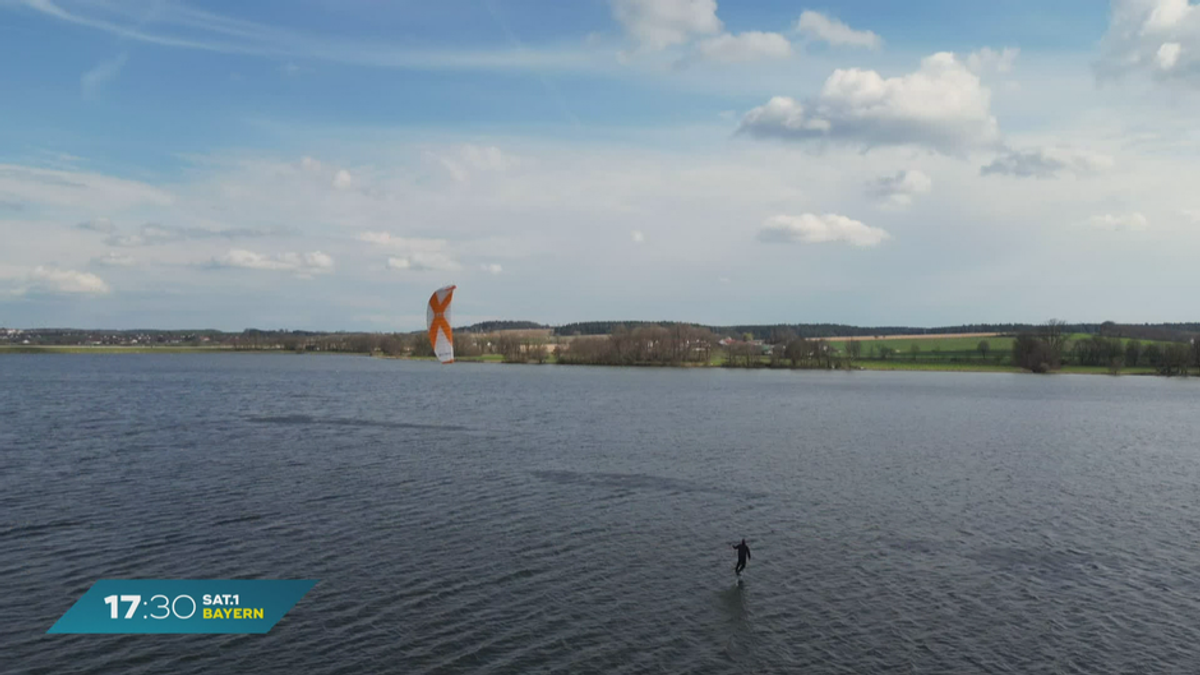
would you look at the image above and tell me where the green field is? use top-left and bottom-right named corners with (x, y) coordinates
top-left (830, 333), bottom-right (1169, 363)
top-left (832, 335), bottom-right (1012, 356)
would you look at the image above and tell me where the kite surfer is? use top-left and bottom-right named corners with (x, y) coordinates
top-left (732, 539), bottom-right (751, 576)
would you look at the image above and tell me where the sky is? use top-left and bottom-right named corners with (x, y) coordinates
top-left (2, 0), bottom-right (1199, 331)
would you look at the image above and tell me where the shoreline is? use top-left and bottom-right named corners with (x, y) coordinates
top-left (0, 346), bottom-right (1174, 377)
top-left (368, 353), bottom-right (1170, 376)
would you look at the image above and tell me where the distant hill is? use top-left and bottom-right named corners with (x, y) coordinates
top-left (459, 321), bottom-right (547, 333)
top-left (7, 321), bottom-right (1200, 345)
top-left (1099, 322), bottom-right (1200, 342)
top-left (554, 321), bottom-right (1042, 339)
top-left (552, 321), bottom-right (1200, 342)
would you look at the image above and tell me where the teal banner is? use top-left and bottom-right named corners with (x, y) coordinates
top-left (47, 579), bottom-right (318, 634)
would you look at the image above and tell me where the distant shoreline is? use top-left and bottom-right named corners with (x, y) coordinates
top-left (831, 331), bottom-right (1003, 342)
top-left (3, 346), bottom-right (1171, 377)
top-left (0, 345), bottom-right (305, 354)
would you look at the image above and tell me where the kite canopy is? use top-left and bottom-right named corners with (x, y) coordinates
top-left (426, 284), bottom-right (456, 364)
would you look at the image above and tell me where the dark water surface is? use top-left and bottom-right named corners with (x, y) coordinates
top-left (5, 354), bottom-right (1200, 673)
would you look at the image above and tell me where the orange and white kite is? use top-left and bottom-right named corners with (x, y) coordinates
top-left (426, 284), bottom-right (456, 364)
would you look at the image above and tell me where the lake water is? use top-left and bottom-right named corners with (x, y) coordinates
top-left (5, 354), bottom-right (1200, 674)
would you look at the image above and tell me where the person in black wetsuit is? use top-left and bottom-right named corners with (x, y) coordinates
top-left (732, 539), bottom-right (751, 575)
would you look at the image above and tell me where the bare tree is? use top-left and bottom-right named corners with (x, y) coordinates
top-left (725, 341), bottom-right (759, 368)
top-left (453, 333), bottom-right (483, 357)
top-left (496, 335), bottom-right (524, 362)
top-left (1160, 343), bottom-right (1190, 376)
top-left (1013, 333), bottom-right (1058, 373)
top-left (1041, 319), bottom-right (1069, 364)
top-left (409, 333), bottom-right (435, 357)
top-left (524, 337), bottom-right (548, 364)
top-left (380, 334), bottom-right (405, 356)
top-left (784, 337), bottom-right (808, 368)
top-left (846, 340), bottom-right (862, 364)
top-left (977, 340), bottom-right (990, 360)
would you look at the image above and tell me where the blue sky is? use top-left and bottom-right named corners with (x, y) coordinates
top-left (2, 0), bottom-right (1199, 330)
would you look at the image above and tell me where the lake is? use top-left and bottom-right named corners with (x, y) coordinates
top-left (4, 354), bottom-right (1200, 673)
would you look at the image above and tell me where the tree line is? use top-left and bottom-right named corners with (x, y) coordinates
top-left (553, 320), bottom-right (1018, 340)
top-left (1012, 320), bottom-right (1197, 376)
top-left (556, 324), bottom-right (718, 366)
top-left (549, 320), bottom-right (1200, 341)
top-left (553, 325), bottom-right (850, 370)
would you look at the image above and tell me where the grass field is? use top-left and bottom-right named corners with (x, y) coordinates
top-left (830, 333), bottom-right (1169, 362)
top-left (832, 335), bottom-right (1013, 357)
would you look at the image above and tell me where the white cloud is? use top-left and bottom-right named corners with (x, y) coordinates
top-left (480, 263), bottom-right (503, 274)
top-left (866, 170), bottom-right (932, 209)
top-left (0, 164), bottom-right (173, 212)
top-left (966, 47), bottom-right (1020, 75)
top-left (81, 53), bottom-right (128, 98)
top-left (304, 251), bottom-right (334, 269)
top-left (11, 127), bottom-right (1200, 329)
top-left (106, 223), bottom-right (280, 247)
top-left (212, 249), bottom-right (334, 273)
top-left (23, 266), bottom-right (110, 295)
top-left (332, 169), bottom-right (353, 190)
top-left (1097, 0), bottom-right (1200, 84)
top-left (794, 11), bottom-right (881, 49)
top-left (365, 227), bottom-right (467, 274)
top-left (429, 153), bottom-right (470, 184)
top-left (611, 0), bottom-right (722, 52)
top-left (1182, 208), bottom-right (1200, 222)
top-left (694, 31), bottom-right (792, 63)
top-left (387, 253), bottom-right (461, 272)
top-left (610, 3), bottom-right (795, 66)
top-left (1158, 42), bottom-right (1183, 70)
top-left (357, 232), bottom-right (449, 253)
top-left (738, 52), bottom-right (1001, 155)
top-left (459, 144), bottom-right (515, 171)
top-left (718, 276), bottom-right (730, 283)
top-left (300, 156), bottom-right (322, 172)
top-left (981, 146), bottom-right (1116, 179)
top-left (77, 218), bottom-right (117, 233)
top-left (758, 213), bottom-right (890, 247)
top-left (632, 229), bottom-right (645, 243)
top-left (93, 252), bottom-right (135, 267)
top-left (1088, 213), bottom-right (1149, 232)
top-left (424, 144), bottom-right (515, 184)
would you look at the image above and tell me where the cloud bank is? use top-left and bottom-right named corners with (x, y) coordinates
top-left (738, 53), bottom-right (1001, 155)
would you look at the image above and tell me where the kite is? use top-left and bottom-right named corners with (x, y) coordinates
top-left (426, 284), bottom-right (456, 364)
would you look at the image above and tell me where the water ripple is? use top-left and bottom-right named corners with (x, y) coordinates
top-left (5, 356), bottom-right (1200, 673)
